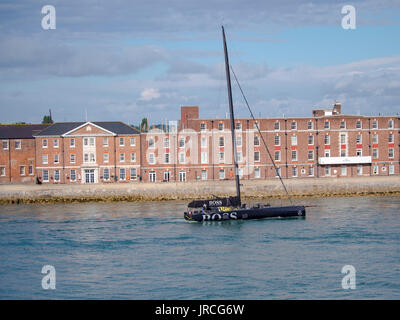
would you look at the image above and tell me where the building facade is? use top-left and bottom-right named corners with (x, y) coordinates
top-left (1, 103), bottom-right (399, 184)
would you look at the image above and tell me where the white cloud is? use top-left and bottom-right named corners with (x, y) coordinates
top-left (139, 88), bottom-right (161, 101)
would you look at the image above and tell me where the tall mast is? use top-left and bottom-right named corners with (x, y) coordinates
top-left (222, 26), bottom-right (241, 205)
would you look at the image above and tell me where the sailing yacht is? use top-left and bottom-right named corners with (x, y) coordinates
top-left (184, 26), bottom-right (306, 222)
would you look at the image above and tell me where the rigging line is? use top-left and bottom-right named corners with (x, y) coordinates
top-left (230, 65), bottom-right (293, 204)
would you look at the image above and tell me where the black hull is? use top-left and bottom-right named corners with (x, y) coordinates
top-left (184, 205), bottom-right (305, 222)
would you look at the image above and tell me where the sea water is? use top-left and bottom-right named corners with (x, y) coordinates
top-left (0, 196), bottom-right (399, 299)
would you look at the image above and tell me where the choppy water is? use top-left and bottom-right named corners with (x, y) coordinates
top-left (0, 196), bottom-right (399, 299)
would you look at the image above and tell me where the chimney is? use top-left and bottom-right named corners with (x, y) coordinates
top-left (333, 102), bottom-right (341, 115)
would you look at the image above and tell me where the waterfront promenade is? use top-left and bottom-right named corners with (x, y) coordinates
top-left (0, 176), bottom-right (399, 203)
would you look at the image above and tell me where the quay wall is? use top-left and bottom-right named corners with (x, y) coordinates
top-left (0, 176), bottom-right (399, 204)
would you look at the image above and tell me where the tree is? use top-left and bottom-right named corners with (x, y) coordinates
top-left (140, 117), bottom-right (148, 132)
top-left (42, 115), bottom-right (53, 124)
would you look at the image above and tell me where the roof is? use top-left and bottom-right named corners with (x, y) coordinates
top-left (0, 124), bottom-right (51, 139)
top-left (35, 121), bottom-right (140, 136)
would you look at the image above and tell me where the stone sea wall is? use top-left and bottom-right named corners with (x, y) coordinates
top-left (0, 176), bottom-right (399, 204)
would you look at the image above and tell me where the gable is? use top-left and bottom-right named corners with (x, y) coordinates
top-left (64, 122), bottom-right (115, 136)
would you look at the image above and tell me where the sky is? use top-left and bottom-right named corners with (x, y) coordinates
top-left (0, 0), bottom-right (400, 125)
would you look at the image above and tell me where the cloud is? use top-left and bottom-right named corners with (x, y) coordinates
top-left (139, 88), bottom-right (161, 101)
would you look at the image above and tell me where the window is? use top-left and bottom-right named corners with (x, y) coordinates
top-left (120, 153), bottom-right (125, 162)
top-left (70, 170), bottom-right (76, 181)
top-left (254, 151), bottom-right (260, 162)
top-left (325, 166), bottom-right (331, 176)
top-left (201, 137), bottom-right (207, 147)
top-left (15, 140), bottom-right (21, 149)
top-left (119, 168), bottom-right (126, 180)
top-left (291, 121), bottom-right (297, 130)
top-left (89, 137), bottom-right (95, 146)
top-left (292, 166), bottom-right (298, 177)
top-left (201, 170), bottom-right (207, 180)
top-left (236, 122), bottom-right (242, 130)
top-left (130, 138), bottom-right (136, 146)
top-left (274, 150), bottom-right (281, 161)
top-left (218, 123), bottom-right (224, 131)
top-left (274, 136), bottom-right (280, 146)
top-left (356, 134), bottom-right (362, 144)
top-left (340, 121), bottom-right (346, 129)
top-left (389, 133), bottom-right (394, 143)
top-left (274, 122), bottom-right (280, 130)
top-left (148, 138), bottom-right (155, 148)
top-left (307, 121), bottom-right (313, 130)
top-left (28, 165), bottom-right (33, 175)
top-left (83, 138), bottom-right (88, 146)
top-left (0, 167), bottom-right (5, 177)
top-left (20, 166), bottom-right (25, 176)
top-left (179, 171), bottom-right (186, 182)
top-left (356, 120), bottom-right (362, 129)
top-left (42, 139), bottom-right (48, 148)
top-left (237, 135), bottom-right (242, 147)
top-left (341, 149), bottom-right (346, 157)
top-left (200, 123), bottom-right (206, 131)
top-left (2, 140), bottom-right (9, 150)
top-left (356, 149), bottom-right (362, 157)
top-left (308, 150), bottom-right (314, 160)
top-left (219, 152), bottom-right (225, 163)
top-left (179, 137), bottom-right (185, 148)
top-left (54, 154), bottom-right (59, 164)
top-left (164, 153), bottom-right (169, 164)
top-left (389, 164), bottom-right (395, 175)
top-left (357, 165), bottom-right (363, 175)
top-left (237, 152), bottom-right (243, 162)
top-left (372, 134), bottom-right (378, 144)
top-left (163, 137), bottom-right (169, 148)
top-left (42, 154), bottom-right (48, 164)
top-left (308, 166), bottom-right (314, 176)
top-left (54, 170), bottom-right (60, 182)
top-left (388, 119), bottom-right (394, 129)
top-left (103, 168), bottom-right (109, 180)
top-left (219, 169), bottom-right (225, 180)
top-left (54, 139), bottom-right (59, 148)
top-left (372, 119), bottom-right (378, 129)
top-left (43, 170), bottom-right (49, 182)
top-left (130, 168), bottom-right (137, 180)
top-left (308, 135), bottom-right (314, 145)
top-left (253, 122), bottom-right (259, 130)
top-left (219, 136), bottom-right (224, 147)
top-left (104, 153), bottom-right (109, 163)
top-left (131, 152), bottom-right (136, 162)
top-left (340, 134), bottom-right (346, 145)
top-left (373, 165), bottom-right (379, 175)
top-left (254, 136), bottom-right (260, 146)
top-left (119, 137), bottom-right (124, 146)
top-left (324, 121), bottom-right (330, 129)
top-left (149, 153), bottom-right (155, 164)
top-left (179, 152), bottom-right (185, 164)
top-left (291, 150), bottom-right (297, 161)
top-left (254, 168), bottom-right (260, 178)
top-left (201, 152), bottom-right (208, 164)
top-left (324, 134), bottom-right (330, 145)
top-left (291, 135), bottom-right (297, 146)
top-left (70, 139), bottom-right (75, 148)
top-left (372, 148), bottom-right (378, 159)
top-left (341, 165), bottom-right (347, 176)
top-left (103, 137), bottom-right (109, 146)
top-left (324, 150), bottom-right (330, 157)
top-left (90, 153), bottom-right (95, 162)
top-left (70, 154), bottom-right (75, 163)
top-left (389, 148), bottom-right (394, 158)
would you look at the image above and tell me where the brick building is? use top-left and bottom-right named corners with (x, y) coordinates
top-left (0, 124), bottom-right (50, 183)
top-left (1, 103), bottom-right (399, 184)
top-left (34, 121), bottom-right (140, 184)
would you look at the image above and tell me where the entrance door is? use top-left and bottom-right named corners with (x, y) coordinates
top-left (85, 169), bottom-right (95, 184)
top-left (179, 171), bottom-right (186, 182)
top-left (163, 171), bottom-right (170, 182)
